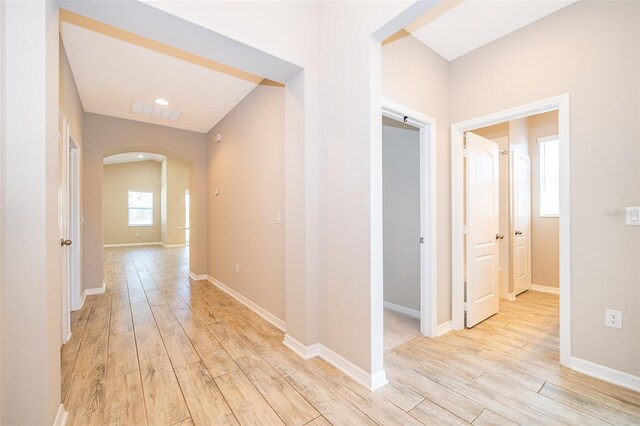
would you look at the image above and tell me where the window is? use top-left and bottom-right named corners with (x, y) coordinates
top-left (128, 191), bottom-right (153, 226)
top-left (538, 135), bottom-right (559, 217)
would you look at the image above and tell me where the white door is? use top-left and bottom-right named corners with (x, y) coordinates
top-left (511, 151), bottom-right (531, 295)
top-left (59, 112), bottom-right (71, 344)
top-left (465, 132), bottom-right (500, 327)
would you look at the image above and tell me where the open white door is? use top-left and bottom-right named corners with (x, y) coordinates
top-left (465, 132), bottom-right (500, 327)
top-left (511, 151), bottom-right (531, 295)
top-left (59, 112), bottom-right (71, 344)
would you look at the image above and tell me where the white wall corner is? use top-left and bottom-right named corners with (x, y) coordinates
top-left (571, 357), bottom-right (640, 393)
top-left (282, 334), bottom-right (320, 360)
top-left (206, 276), bottom-right (286, 332)
top-left (383, 301), bottom-right (420, 319)
top-left (436, 320), bottom-right (452, 337)
top-left (531, 284), bottom-right (560, 295)
top-left (317, 344), bottom-right (387, 391)
top-left (76, 290), bottom-right (87, 311)
top-left (188, 271), bottom-right (207, 281)
top-left (53, 404), bottom-right (68, 426)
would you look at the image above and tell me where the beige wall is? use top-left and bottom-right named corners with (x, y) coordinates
top-left (381, 32), bottom-right (451, 325)
top-left (528, 111), bottom-right (560, 288)
top-left (207, 82), bottom-right (286, 321)
top-left (162, 157), bottom-right (190, 246)
top-left (83, 113), bottom-right (208, 289)
top-left (450, 1), bottom-right (640, 375)
top-left (382, 121), bottom-right (420, 311)
top-left (103, 161), bottom-right (162, 245)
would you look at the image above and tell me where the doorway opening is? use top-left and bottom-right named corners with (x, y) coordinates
top-left (451, 94), bottom-right (570, 366)
top-left (378, 98), bottom-right (438, 362)
top-left (184, 189), bottom-right (190, 246)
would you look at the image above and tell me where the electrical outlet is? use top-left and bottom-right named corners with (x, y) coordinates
top-left (605, 308), bottom-right (622, 329)
top-left (235, 262), bottom-right (240, 273)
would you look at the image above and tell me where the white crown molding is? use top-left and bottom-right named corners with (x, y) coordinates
top-left (383, 301), bottom-right (420, 319)
top-left (436, 321), bottom-right (452, 337)
top-left (531, 284), bottom-right (560, 295)
top-left (571, 357), bottom-right (640, 393)
top-left (103, 242), bottom-right (162, 248)
top-left (206, 276), bottom-right (286, 332)
top-left (53, 404), bottom-right (68, 426)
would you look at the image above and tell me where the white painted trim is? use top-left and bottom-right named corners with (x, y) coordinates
top-left (383, 301), bottom-right (420, 319)
top-left (53, 404), bottom-right (68, 426)
top-left (321, 344), bottom-right (388, 391)
top-left (506, 293), bottom-right (517, 301)
top-left (436, 321), bottom-right (452, 337)
top-left (103, 242), bottom-right (162, 248)
top-left (160, 242), bottom-right (185, 248)
top-left (76, 290), bottom-right (86, 311)
top-left (83, 281), bottom-right (106, 296)
top-left (571, 357), bottom-right (640, 393)
top-left (281, 334), bottom-right (388, 391)
top-left (64, 331), bottom-right (72, 345)
top-left (206, 276), bottom-right (286, 332)
top-left (531, 284), bottom-right (560, 295)
top-left (451, 94), bottom-right (571, 368)
top-left (381, 97), bottom-right (438, 341)
top-left (282, 334), bottom-right (320, 360)
top-left (188, 271), bottom-right (207, 281)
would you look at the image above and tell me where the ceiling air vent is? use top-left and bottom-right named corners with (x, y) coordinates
top-left (131, 101), bottom-right (182, 121)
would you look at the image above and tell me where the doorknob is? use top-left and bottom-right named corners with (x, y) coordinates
top-left (60, 239), bottom-right (72, 247)
top-left (515, 230), bottom-right (523, 236)
top-left (495, 234), bottom-right (504, 240)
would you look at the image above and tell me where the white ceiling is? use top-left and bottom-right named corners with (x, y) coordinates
top-left (103, 152), bottom-right (165, 165)
top-left (406, 0), bottom-right (578, 61)
top-left (61, 22), bottom-right (262, 133)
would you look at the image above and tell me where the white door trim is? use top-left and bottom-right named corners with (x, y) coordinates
top-left (380, 97), bottom-right (437, 339)
top-left (451, 94), bottom-right (571, 367)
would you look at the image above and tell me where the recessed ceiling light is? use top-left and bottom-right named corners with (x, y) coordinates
top-left (138, 154), bottom-right (144, 159)
top-left (154, 98), bottom-right (169, 106)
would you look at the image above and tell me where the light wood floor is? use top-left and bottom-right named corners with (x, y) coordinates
top-left (62, 246), bottom-right (640, 425)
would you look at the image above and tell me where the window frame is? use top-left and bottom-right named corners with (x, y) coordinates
top-left (128, 190), bottom-right (154, 227)
top-left (538, 134), bottom-right (560, 218)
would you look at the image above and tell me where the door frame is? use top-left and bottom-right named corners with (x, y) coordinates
top-left (380, 97), bottom-right (437, 338)
top-left (451, 94), bottom-right (571, 367)
top-left (69, 137), bottom-right (82, 310)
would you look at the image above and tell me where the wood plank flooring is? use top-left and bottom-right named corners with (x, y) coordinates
top-left (61, 246), bottom-right (640, 425)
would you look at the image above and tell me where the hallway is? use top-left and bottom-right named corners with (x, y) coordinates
top-left (61, 247), bottom-right (640, 425)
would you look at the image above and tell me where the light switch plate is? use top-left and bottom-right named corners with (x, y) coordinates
top-left (626, 207), bottom-right (640, 226)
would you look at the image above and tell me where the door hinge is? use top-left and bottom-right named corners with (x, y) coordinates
top-left (463, 148), bottom-right (469, 158)
top-left (463, 225), bottom-right (468, 235)
top-left (419, 237), bottom-right (425, 244)
top-left (464, 302), bottom-right (469, 312)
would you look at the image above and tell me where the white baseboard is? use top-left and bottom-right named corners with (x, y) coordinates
top-left (383, 301), bottom-right (420, 319)
top-left (281, 334), bottom-right (388, 391)
top-left (505, 293), bottom-right (517, 301)
top-left (282, 334), bottom-right (320, 359)
top-left (531, 284), bottom-right (560, 295)
top-left (103, 242), bottom-right (162, 248)
top-left (436, 320), bottom-right (452, 337)
top-left (83, 281), bottom-right (106, 297)
top-left (571, 357), bottom-right (640, 393)
top-left (206, 276), bottom-right (286, 332)
top-left (76, 290), bottom-right (87, 311)
top-left (188, 271), bottom-right (208, 281)
top-left (160, 242), bottom-right (186, 248)
top-left (53, 403), bottom-right (68, 426)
